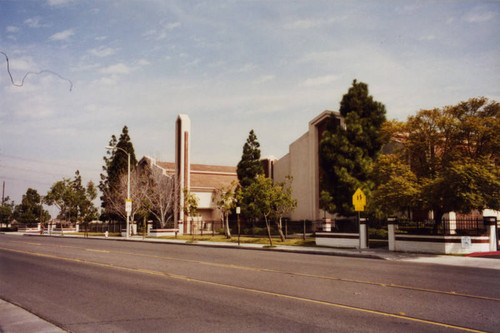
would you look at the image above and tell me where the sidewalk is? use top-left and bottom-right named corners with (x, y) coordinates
top-left (0, 299), bottom-right (66, 333)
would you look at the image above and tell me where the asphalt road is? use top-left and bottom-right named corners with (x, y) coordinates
top-left (0, 234), bottom-right (499, 332)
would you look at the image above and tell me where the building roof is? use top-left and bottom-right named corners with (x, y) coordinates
top-left (144, 157), bottom-right (237, 190)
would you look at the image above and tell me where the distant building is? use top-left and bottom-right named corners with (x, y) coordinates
top-left (141, 111), bottom-right (347, 234)
top-left (139, 114), bottom-right (237, 234)
top-left (273, 110), bottom-right (343, 221)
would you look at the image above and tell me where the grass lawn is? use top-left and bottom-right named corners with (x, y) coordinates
top-left (66, 232), bottom-right (122, 237)
top-left (158, 234), bottom-right (316, 247)
top-left (62, 232), bottom-right (316, 246)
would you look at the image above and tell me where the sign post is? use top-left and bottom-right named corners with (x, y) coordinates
top-left (352, 188), bottom-right (367, 251)
top-left (125, 199), bottom-right (132, 214)
top-left (125, 199), bottom-right (132, 237)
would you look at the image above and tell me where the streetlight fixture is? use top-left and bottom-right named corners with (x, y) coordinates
top-left (105, 145), bottom-right (131, 239)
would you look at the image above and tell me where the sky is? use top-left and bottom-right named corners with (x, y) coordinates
top-left (1, 0), bottom-right (499, 210)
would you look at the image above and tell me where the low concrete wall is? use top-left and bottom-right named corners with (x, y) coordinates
top-left (388, 218), bottom-right (497, 254)
top-left (315, 232), bottom-right (361, 249)
top-left (148, 228), bottom-right (179, 237)
top-left (18, 228), bottom-right (41, 234)
top-left (393, 234), bottom-right (490, 254)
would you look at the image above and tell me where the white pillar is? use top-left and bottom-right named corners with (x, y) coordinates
top-left (147, 221), bottom-right (153, 236)
top-left (359, 218), bottom-right (368, 249)
top-left (322, 218), bottom-right (331, 232)
top-left (489, 225), bottom-right (497, 251)
top-left (445, 211), bottom-right (456, 235)
top-left (177, 220), bottom-right (184, 235)
top-left (388, 224), bottom-right (396, 251)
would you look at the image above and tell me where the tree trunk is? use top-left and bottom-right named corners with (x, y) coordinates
top-left (275, 218), bottom-right (285, 242)
top-left (264, 216), bottom-right (273, 247)
top-left (225, 214), bottom-right (231, 239)
top-left (432, 209), bottom-right (444, 235)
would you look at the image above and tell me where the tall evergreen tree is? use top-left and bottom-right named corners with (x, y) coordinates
top-left (319, 80), bottom-right (387, 216)
top-left (237, 130), bottom-right (264, 188)
top-left (107, 126), bottom-right (138, 191)
top-left (99, 126), bottom-right (138, 218)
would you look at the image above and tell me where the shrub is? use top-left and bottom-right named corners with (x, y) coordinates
top-left (369, 228), bottom-right (388, 239)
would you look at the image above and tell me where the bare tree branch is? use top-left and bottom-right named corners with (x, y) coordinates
top-left (142, 166), bottom-right (177, 228)
top-left (104, 170), bottom-right (147, 223)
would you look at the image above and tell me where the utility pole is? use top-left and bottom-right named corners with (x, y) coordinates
top-left (2, 181), bottom-right (5, 205)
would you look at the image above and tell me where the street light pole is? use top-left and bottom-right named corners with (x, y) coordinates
top-left (105, 145), bottom-right (131, 239)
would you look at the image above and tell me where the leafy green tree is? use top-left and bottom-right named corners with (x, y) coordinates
top-left (319, 80), bottom-right (387, 216)
top-left (370, 154), bottom-right (421, 218)
top-left (239, 175), bottom-right (297, 245)
top-left (183, 188), bottom-right (199, 240)
top-left (13, 188), bottom-right (50, 225)
top-left (271, 176), bottom-right (297, 242)
top-left (45, 179), bottom-right (72, 222)
top-left (242, 175), bottom-right (275, 246)
top-left (99, 126), bottom-right (138, 219)
top-left (237, 130), bottom-right (264, 188)
top-left (422, 158), bottom-right (500, 217)
top-left (380, 97), bottom-right (500, 223)
top-left (213, 183), bottom-right (236, 238)
top-left (45, 171), bottom-right (99, 224)
top-left (0, 197), bottom-right (15, 226)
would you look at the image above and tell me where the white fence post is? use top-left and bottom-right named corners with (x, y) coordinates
top-left (387, 217), bottom-right (396, 251)
top-left (484, 216), bottom-right (498, 251)
top-left (359, 218), bottom-right (368, 249)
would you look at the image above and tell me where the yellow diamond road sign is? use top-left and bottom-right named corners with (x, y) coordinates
top-left (352, 188), bottom-right (366, 212)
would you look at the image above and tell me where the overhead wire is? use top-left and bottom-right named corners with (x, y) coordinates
top-left (1, 51), bottom-right (73, 92)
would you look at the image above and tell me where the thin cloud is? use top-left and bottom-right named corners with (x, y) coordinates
top-left (464, 11), bottom-right (494, 23)
top-left (302, 74), bottom-right (340, 87)
top-left (47, 0), bottom-right (75, 6)
top-left (6, 26), bottom-right (19, 33)
top-left (137, 59), bottom-right (150, 66)
top-left (254, 75), bottom-right (275, 84)
top-left (24, 17), bottom-right (50, 28)
top-left (285, 17), bottom-right (337, 29)
top-left (419, 35), bottom-right (436, 41)
top-left (143, 21), bottom-right (181, 40)
top-left (89, 46), bottom-right (116, 57)
top-left (100, 63), bottom-right (134, 74)
top-left (49, 29), bottom-right (75, 41)
top-left (237, 63), bottom-right (257, 73)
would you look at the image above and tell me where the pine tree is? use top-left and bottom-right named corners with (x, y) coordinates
top-left (237, 130), bottom-right (264, 188)
top-left (108, 126), bottom-right (138, 191)
top-left (99, 126), bottom-right (138, 218)
top-left (319, 80), bottom-right (387, 216)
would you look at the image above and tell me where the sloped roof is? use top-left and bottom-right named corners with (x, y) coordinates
top-left (152, 159), bottom-right (237, 189)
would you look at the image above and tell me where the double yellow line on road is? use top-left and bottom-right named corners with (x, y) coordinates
top-left (0, 245), bottom-right (489, 333)
top-left (9, 239), bottom-right (500, 303)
